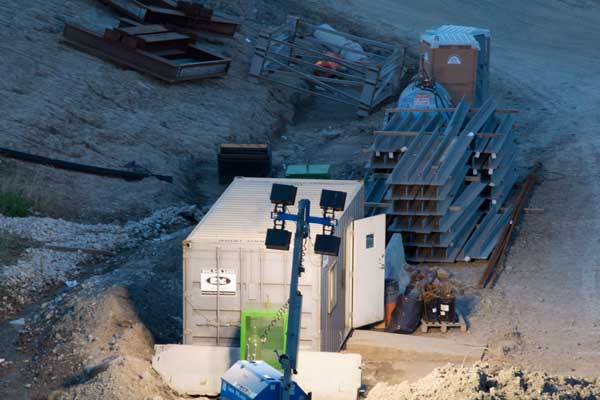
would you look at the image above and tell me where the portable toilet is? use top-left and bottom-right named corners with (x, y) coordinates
top-left (420, 25), bottom-right (491, 106)
top-left (434, 25), bottom-right (491, 105)
top-left (182, 177), bottom-right (386, 352)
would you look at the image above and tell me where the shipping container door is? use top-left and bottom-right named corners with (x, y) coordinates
top-left (351, 214), bottom-right (385, 328)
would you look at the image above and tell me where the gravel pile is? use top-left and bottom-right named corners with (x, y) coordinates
top-left (367, 364), bottom-right (600, 400)
top-left (0, 205), bottom-right (200, 250)
top-left (0, 205), bottom-right (201, 321)
top-left (27, 285), bottom-right (180, 400)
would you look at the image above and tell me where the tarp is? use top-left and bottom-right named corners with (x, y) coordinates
top-left (385, 233), bottom-right (410, 294)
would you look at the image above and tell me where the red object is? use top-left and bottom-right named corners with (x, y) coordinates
top-left (385, 302), bottom-right (396, 327)
top-left (314, 51), bottom-right (341, 77)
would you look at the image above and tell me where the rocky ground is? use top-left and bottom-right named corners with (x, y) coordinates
top-left (0, 224), bottom-right (191, 399)
top-left (0, 205), bottom-right (202, 323)
top-left (367, 364), bottom-right (600, 400)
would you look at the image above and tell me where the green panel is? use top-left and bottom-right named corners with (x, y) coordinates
top-left (240, 303), bottom-right (288, 371)
top-left (285, 164), bottom-right (331, 179)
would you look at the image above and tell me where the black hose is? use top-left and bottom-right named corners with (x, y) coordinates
top-left (0, 146), bottom-right (173, 183)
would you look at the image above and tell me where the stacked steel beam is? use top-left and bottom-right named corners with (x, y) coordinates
top-left (369, 112), bottom-right (445, 173)
top-left (373, 98), bottom-right (518, 262)
top-left (366, 111), bottom-right (445, 215)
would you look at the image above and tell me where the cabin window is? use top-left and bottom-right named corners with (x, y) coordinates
top-left (366, 233), bottom-right (374, 249)
top-left (328, 261), bottom-right (338, 314)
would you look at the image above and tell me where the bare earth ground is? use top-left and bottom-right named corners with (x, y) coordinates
top-left (0, 0), bottom-right (303, 222)
top-left (2, 0), bottom-right (600, 399)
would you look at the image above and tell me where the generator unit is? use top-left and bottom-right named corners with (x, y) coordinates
top-left (220, 360), bottom-right (308, 400)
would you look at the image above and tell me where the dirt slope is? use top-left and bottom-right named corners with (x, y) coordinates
top-left (0, 0), bottom-right (300, 222)
top-left (311, 0), bottom-right (600, 377)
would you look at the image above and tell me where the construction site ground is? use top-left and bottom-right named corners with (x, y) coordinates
top-left (1, 0), bottom-right (600, 399)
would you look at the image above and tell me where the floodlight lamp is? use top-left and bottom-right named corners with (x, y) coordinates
top-left (319, 190), bottom-right (346, 212)
top-left (314, 234), bottom-right (341, 256)
top-left (270, 184), bottom-right (297, 206)
top-left (265, 228), bottom-right (292, 251)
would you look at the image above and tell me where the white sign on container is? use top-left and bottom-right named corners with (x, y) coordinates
top-left (200, 269), bottom-right (237, 295)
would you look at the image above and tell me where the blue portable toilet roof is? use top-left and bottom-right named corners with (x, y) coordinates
top-left (434, 25), bottom-right (490, 38)
top-left (421, 31), bottom-right (480, 49)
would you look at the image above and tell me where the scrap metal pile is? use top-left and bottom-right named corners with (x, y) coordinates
top-left (368, 98), bottom-right (519, 263)
top-left (387, 268), bottom-right (462, 334)
top-left (250, 16), bottom-right (407, 116)
top-left (62, 0), bottom-right (238, 82)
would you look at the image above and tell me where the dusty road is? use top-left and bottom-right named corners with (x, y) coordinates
top-left (313, 0), bottom-right (600, 376)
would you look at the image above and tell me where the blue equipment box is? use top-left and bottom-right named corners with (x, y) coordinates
top-left (220, 360), bottom-right (309, 400)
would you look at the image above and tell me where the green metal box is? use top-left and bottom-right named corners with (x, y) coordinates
top-left (240, 303), bottom-right (288, 370)
top-left (285, 164), bottom-right (331, 179)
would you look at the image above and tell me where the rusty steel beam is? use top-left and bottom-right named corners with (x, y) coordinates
top-left (62, 22), bottom-right (231, 82)
top-left (479, 164), bottom-right (540, 288)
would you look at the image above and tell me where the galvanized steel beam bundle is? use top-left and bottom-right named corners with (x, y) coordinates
top-left (372, 97), bottom-right (519, 263)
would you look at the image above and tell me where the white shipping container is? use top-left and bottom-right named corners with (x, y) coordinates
top-left (183, 177), bottom-right (385, 352)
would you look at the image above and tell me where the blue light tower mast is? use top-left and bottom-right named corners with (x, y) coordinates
top-left (220, 183), bottom-right (346, 400)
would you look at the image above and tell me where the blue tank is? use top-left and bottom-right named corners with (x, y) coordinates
top-left (383, 80), bottom-right (453, 129)
top-left (397, 80), bottom-right (453, 114)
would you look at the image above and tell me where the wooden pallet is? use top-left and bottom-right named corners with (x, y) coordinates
top-left (420, 314), bottom-right (467, 333)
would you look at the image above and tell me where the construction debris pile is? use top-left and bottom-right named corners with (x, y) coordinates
top-left (250, 16), bottom-right (407, 116)
top-left (387, 268), bottom-right (463, 334)
top-left (62, 0), bottom-right (237, 82)
top-left (368, 97), bottom-right (518, 263)
top-left (366, 364), bottom-right (600, 400)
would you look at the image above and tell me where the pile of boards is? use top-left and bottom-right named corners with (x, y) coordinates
top-left (217, 144), bottom-right (272, 184)
top-left (62, 0), bottom-right (237, 82)
top-left (367, 98), bottom-right (518, 263)
top-left (99, 0), bottom-right (239, 36)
